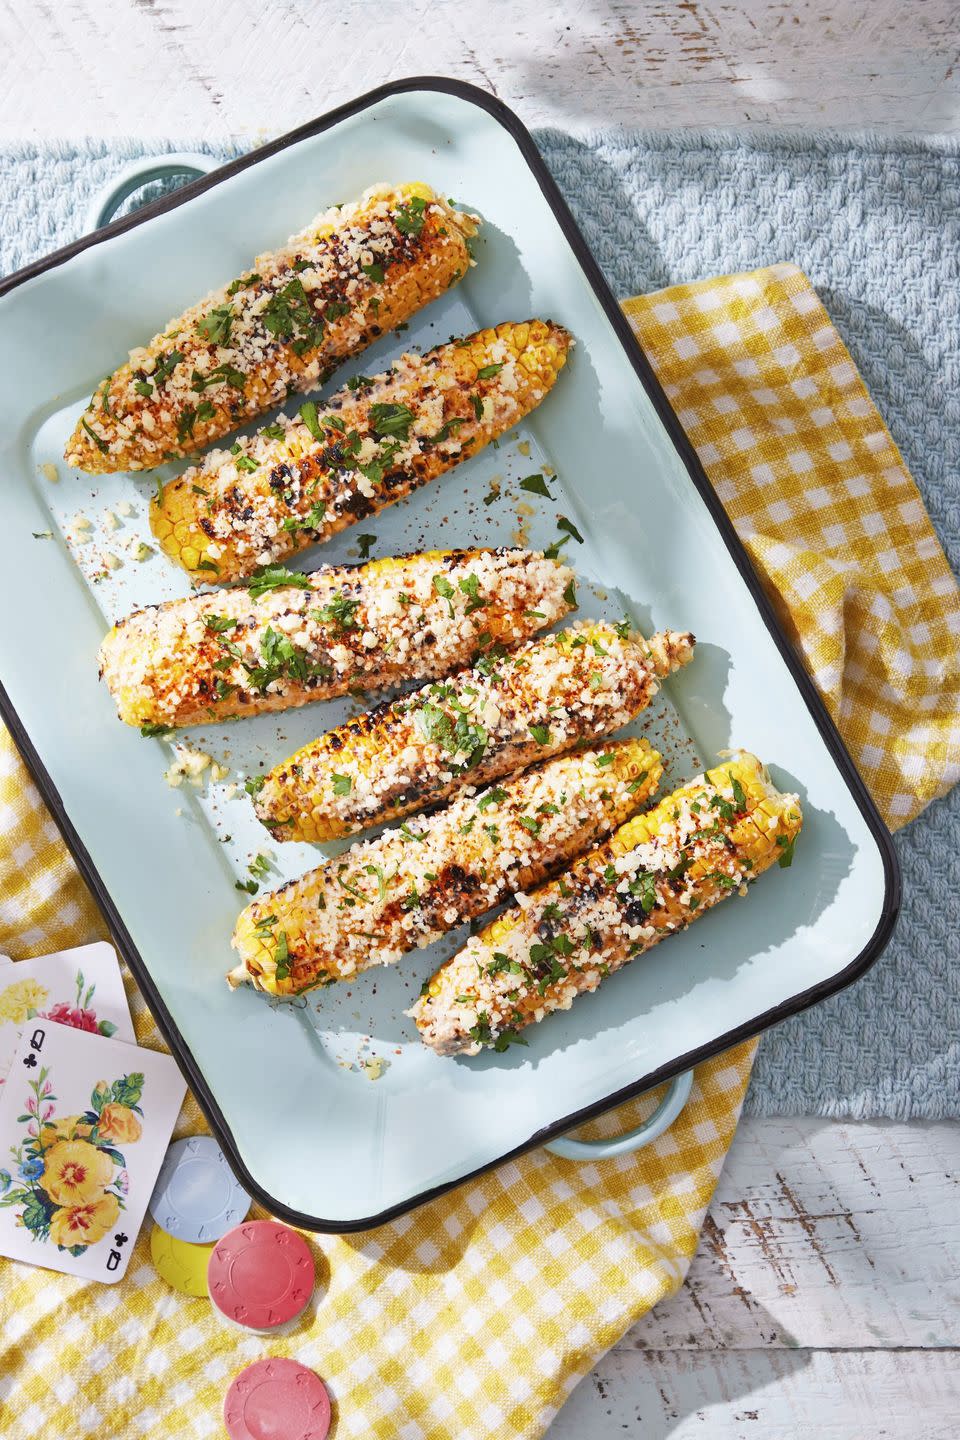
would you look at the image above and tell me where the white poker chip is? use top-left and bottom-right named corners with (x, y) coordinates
top-left (148, 1135), bottom-right (250, 1244)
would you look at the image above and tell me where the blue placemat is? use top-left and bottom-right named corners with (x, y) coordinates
top-left (2, 134), bottom-right (958, 1119)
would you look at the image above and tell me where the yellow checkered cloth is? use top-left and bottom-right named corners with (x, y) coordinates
top-left (0, 263), bottom-right (956, 1440)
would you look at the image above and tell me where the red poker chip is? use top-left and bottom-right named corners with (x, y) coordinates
top-left (207, 1221), bottom-right (315, 1330)
top-left (224, 1358), bottom-right (330, 1440)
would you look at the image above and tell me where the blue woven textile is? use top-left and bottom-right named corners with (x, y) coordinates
top-left (2, 135), bottom-right (958, 1118)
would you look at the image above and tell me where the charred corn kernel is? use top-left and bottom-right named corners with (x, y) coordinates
top-left (229, 737), bottom-right (661, 996)
top-left (152, 320), bottom-right (573, 584)
top-left (254, 621), bottom-right (695, 844)
top-left (98, 547), bottom-right (575, 730)
top-left (64, 184), bottom-right (478, 474)
top-left (412, 751), bottom-right (802, 1055)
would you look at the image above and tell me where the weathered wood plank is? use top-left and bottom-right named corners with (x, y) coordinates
top-left (623, 1118), bottom-right (960, 1351)
top-left (549, 1348), bottom-right (960, 1438)
top-left (2, 0), bottom-right (958, 137)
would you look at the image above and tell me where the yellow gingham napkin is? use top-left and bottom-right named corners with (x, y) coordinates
top-left (1, 262), bottom-right (957, 1440)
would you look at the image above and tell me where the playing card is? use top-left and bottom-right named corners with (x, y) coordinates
top-left (0, 1021), bottom-right (186, 1282)
top-left (0, 943), bottom-right (134, 1086)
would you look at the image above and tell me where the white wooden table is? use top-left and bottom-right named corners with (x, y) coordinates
top-left (5, 1), bottom-right (959, 1432)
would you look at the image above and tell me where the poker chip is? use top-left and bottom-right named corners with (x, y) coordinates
top-left (148, 1136), bottom-right (250, 1244)
top-left (150, 1223), bottom-right (214, 1298)
top-left (224, 1358), bottom-right (330, 1440)
top-left (207, 1220), bottom-right (315, 1331)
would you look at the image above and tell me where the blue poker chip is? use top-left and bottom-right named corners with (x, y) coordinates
top-left (149, 1136), bottom-right (251, 1243)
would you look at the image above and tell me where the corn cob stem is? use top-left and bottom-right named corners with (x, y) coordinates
top-left (151, 320), bottom-right (572, 583)
top-left (253, 621), bottom-right (695, 844)
top-left (65, 183), bottom-right (477, 474)
top-left (98, 548), bottom-right (575, 729)
top-left (412, 751), bottom-right (802, 1056)
top-left (228, 738), bottom-right (662, 996)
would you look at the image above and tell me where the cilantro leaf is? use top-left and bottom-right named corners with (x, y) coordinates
top-left (247, 565), bottom-right (312, 600)
top-left (197, 306), bottom-right (234, 345)
top-left (519, 474), bottom-right (550, 498)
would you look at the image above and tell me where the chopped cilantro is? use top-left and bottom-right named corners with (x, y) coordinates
top-left (204, 614), bottom-right (237, 634)
top-left (273, 931), bottom-right (291, 981)
top-left (370, 402), bottom-right (414, 441)
top-left (471, 393), bottom-right (483, 421)
top-left (730, 774), bottom-right (747, 811)
top-left (477, 786), bottom-right (507, 812)
top-left (628, 872), bottom-right (658, 913)
top-left (488, 953), bottom-right (523, 977)
top-left (152, 350), bottom-right (183, 386)
top-left (361, 261), bottom-right (385, 283)
top-left (134, 379), bottom-right (153, 397)
top-left (394, 195), bottom-right (427, 236)
top-left (176, 408), bottom-right (197, 444)
top-left (563, 578), bottom-right (577, 608)
top-left (458, 573), bottom-right (486, 614)
top-left (528, 724), bottom-right (551, 745)
top-left (261, 276), bottom-right (316, 343)
top-left (519, 473), bottom-right (550, 498)
top-left (227, 273), bottom-right (260, 297)
top-left (776, 834), bottom-right (796, 868)
top-left (299, 401), bottom-right (323, 441)
top-left (356, 533), bottom-right (376, 559)
top-left (543, 534), bottom-right (570, 561)
top-left (313, 591), bottom-right (360, 632)
top-left (557, 515), bottom-right (584, 544)
top-left (247, 564), bottom-right (311, 600)
top-left (197, 306), bottom-right (234, 345)
top-left (477, 363), bottom-right (503, 380)
top-left (80, 418), bottom-right (108, 454)
top-left (262, 423), bottom-right (286, 440)
top-left (140, 722), bottom-right (174, 739)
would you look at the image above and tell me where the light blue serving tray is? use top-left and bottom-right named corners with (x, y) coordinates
top-left (0, 79), bottom-right (899, 1230)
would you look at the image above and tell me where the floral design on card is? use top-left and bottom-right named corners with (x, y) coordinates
top-left (0, 966), bottom-right (118, 1038)
top-left (0, 1064), bottom-right (144, 1255)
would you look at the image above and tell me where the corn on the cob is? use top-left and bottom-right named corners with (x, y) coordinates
top-left (151, 321), bottom-right (572, 584)
top-left (98, 548), bottom-right (574, 729)
top-left (412, 751), bottom-right (802, 1056)
top-left (228, 737), bottom-right (662, 997)
top-left (64, 184), bottom-right (477, 474)
top-left (253, 621), bottom-right (695, 843)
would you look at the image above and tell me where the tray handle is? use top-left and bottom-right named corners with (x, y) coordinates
top-left (85, 152), bottom-right (219, 234)
top-left (544, 1069), bottom-right (694, 1160)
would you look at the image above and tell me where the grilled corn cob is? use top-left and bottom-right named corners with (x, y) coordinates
top-left (151, 321), bottom-right (572, 583)
top-left (64, 184), bottom-right (477, 474)
top-left (98, 548), bottom-right (574, 729)
top-left (253, 621), bottom-right (695, 843)
top-left (412, 751), bottom-right (802, 1056)
top-left (229, 737), bottom-right (662, 996)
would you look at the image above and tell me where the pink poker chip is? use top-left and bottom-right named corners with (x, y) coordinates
top-left (207, 1220), bottom-right (315, 1330)
top-left (224, 1357), bottom-right (330, 1440)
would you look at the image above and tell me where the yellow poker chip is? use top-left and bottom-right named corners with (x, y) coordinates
top-left (150, 1223), bottom-right (214, 1298)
